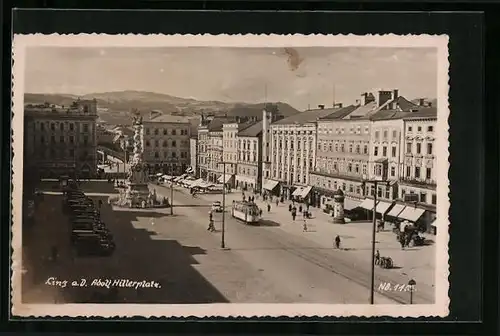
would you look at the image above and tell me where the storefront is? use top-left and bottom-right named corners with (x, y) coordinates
top-left (291, 186), bottom-right (313, 204)
top-left (217, 174), bottom-right (235, 189)
top-left (343, 197), bottom-right (363, 220)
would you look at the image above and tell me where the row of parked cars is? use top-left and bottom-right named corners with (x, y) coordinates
top-left (63, 187), bottom-right (116, 257)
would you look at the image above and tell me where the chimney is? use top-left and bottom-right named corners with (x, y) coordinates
top-left (361, 92), bottom-right (375, 105)
top-left (318, 104), bottom-right (325, 110)
top-left (419, 98), bottom-right (425, 106)
top-left (392, 89), bottom-right (399, 100)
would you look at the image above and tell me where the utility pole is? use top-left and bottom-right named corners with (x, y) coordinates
top-left (218, 161), bottom-right (228, 249)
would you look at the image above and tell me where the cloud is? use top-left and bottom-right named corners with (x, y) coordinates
top-left (25, 47), bottom-right (437, 110)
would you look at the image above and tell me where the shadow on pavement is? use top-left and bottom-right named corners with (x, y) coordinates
top-left (256, 220), bottom-right (280, 227)
top-left (22, 193), bottom-right (229, 304)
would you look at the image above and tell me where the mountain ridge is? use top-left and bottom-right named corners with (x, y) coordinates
top-left (24, 91), bottom-right (301, 125)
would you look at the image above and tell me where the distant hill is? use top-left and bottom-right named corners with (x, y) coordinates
top-left (24, 91), bottom-right (300, 125)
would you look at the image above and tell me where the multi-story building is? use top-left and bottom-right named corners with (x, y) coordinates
top-left (309, 105), bottom-right (370, 209)
top-left (261, 104), bottom-right (281, 185)
top-left (207, 126), bottom-right (223, 183)
top-left (236, 121), bottom-right (263, 192)
top-left (221, 122), bottom-right (240, 187)
top-left (24, 99), bottom-right (98, 179)
top-left (396, 107), bottom-right (438, 232)
top-left (266, 104), bottom-right (354, 200)
top-left (142, 115), bottom-right (191, 175)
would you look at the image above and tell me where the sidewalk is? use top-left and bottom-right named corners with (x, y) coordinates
top-left (195, 190), bottom-right (436, 289)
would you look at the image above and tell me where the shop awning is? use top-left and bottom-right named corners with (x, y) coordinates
top-left (217, 174), bottom-right (232, 184)
top-left (189, 178), bottom-right (204, 187)
top-left (398, 207), bottom-right (425, 222)
top-left (388, 204), bottom-right (405, 217)
top-left (174, 174), bottom-right (187, 182)
top-left (262, 180), bottom-right (280, 191)
top-left (359, 198), bottom-right (379, 211)
top-left (375, 201), bottom-right (393, 214)
top-left (292, 186), bottom-right (312, 198)
top-left (344, 198), bottom-right (362, 211)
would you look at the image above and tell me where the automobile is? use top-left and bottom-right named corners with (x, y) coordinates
top-left (211, 201), bottom-right (223, 212)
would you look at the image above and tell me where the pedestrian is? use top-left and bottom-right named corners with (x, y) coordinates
top-left (292, 211), bottom-right (296, 221)
top-left (267, 203), bottom-right (271, 212)
top-left (275, 199), bottom-right (279, 206)
top-left (335, 235), bottom-right (341, 249)
top-left (207, 219), bottom-right (215, 232)
top-left (400, 236), bottom-right (405, 250)
top-left (302, 219), bottom-right (308, 232)
top-left (259, 208), bottom-right (263, 217)
top-left (288, 204), bottom-right (292, 212)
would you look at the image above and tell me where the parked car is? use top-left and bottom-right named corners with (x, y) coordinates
top-left (211, 201), bottom-right (223, 212)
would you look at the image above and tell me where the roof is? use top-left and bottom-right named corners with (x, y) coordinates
top-left (144, 114), bottom-right (190, 123)
top-left (319, 105), bottom-right (358, 120)
top-left (237, 121), bottom-right (263, 137)
top-left (273, 105), bottom-right (356, 125)
top-left (369, 109), bottom-right (410, 121)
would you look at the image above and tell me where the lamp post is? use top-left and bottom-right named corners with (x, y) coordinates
top-left (169, 159), bottom-right (177, 216)
top-left (408, 279), bottom-right (416, 304)
top-left (362, 166), bottom-right (389, 305)
top-left (218, 161), bottom-right (229, 249)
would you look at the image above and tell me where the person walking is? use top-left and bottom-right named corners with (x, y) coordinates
top-left (267, 203), bottom-right (271, 213)
top-left (302, 218), bottom-right (308, 232)
top-left (335, 235), bottom-right (341, 249)
top-left (291, 210), bottom-right (296, 221)
top-left (275, 199), bottom-right (279, 207)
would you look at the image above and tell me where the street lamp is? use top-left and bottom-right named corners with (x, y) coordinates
top-left (218, 161), bottom-right (230, 249)
top-left (408, 279), bottom-right (416, 304)
top-left (169, 159), bottom-right (178, 216)
top-left (362, 163), bottom-right (389, 305)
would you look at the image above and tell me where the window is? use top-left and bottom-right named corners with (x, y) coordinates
top-left (416, 143), bottom-right (421, 154)
top-left (401, 188), bottom-right (406, 197)
top-left (172, 130), bottom-right (176, 135)
top-left (417, 126), bottom-right (422, 132)
top-left (408, 126), bottom-right (412, 132)
top-left (348, 163), bottom-right (352, 172)
top-left (172, 140), bottom-right (177, 147)
top-left (406, 166), bottom-right (411, 177)
top-left (154, 140), bottom-right (159, 147)
top-left (154, 129), bottom-right (159, 135)
top-left (391, 166), bottom-right (395, 177)
top-left (375, 131), bottom-right (380, 139)
top-left (40, 136), bottom-right (45, 144)
top-left (382, 146), bottom-right (387, 157)
top-left (50, 123), bottom-right (55, 131)
top-left (392, 130), bottom-right (397, 138)
top-left (355, 164), bottom-right (359, 173)
top-left (69, 123), bottom-right (74, 131)
top-left (41, 123), bottom-right (45, 131)
top-left (60, 123), bottom-right (64, 131)
top-left (51, 135), bottom-right (55, 143)
top-left (154, 152), bottom-right (159, 158)
top-left (146, 128), bottom-right (150, 135)
top-left (431, 194), bottom-right (437, 205)
top-left (349, 144), bottom-right (353, 153)
top-left (383, 130), bottom-right (388, 139)
top-left (340, 144), bottom-right (345, 152)
top-left (406, 142), bottom-right (412, 153)
top-left (83, 124), bottom-right (89, 132)
top-left (415, 167), bottom-right (421, 178)
top-left (146, 140), bottom-right (150, 147)
top-left (355, 145), bottom-right (360, 154)
top-left (391, 146), bottom-right (397, 157)
top-left (363, 145), bottom-right (368, 154)
top-left (428, 126), bottom-right (434, 132)
top-left (163, 140), bottom-right (167, 147)
top-left (59, 136), bottom-right (64, 143)
top-left (163, 129), bottom-right (167, 135)
top-left (420, 192), bottom-right (427, 203)
top-left (83, 136), bottom-right (88, 145)
top-left (378, 187), bottom-right (383, 197)
top-left (385, 188), bottom-right (390, 199)
top-left (374, 146), bottom-right (378, 156)
top-left (427, 143), bottom-right (433, 155)
top-left (426, 167), bottom-right (432, 179)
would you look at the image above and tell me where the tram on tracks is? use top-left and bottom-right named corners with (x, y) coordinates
top-left (231, 201), bottom-right (261, 224)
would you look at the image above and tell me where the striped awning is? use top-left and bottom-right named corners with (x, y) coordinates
top-left (375, 201), bottom-right (393, 214)
top-left (344, 198), bottom-right (362, 211)
top-left (263, 180), bottom-right (280, 191)
top-left (359, 198), bottom-right (379, 211)
top-left (398, 207), bottom-right (425, 222)
top-left (388, 204), bottom-right (405, 217)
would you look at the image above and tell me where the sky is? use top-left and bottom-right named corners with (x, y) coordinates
top-left (25, 46), bottom-right (437, 111)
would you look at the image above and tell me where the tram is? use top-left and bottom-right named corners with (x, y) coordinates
top-left (231, 201), bottom-right (261, 224)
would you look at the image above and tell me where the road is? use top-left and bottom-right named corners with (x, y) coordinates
top-left (152, 184), bottom-right (434, 304)
top-left (23, 181), bottom-right (432, 304)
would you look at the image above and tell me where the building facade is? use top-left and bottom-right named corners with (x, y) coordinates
top-left (236, 121), bottom-right (263, 192)
top-left (221, 123), bottom-right (239, 187)
top-left (189, 137), bottom-right (198, 175)
top-left (398, 109), bottom-right (438, 231)
top-left (142, 115), bottom-right (191, 175)
top-left (24, 99), bottom-right (98, 179)
top-left (310, 115), bottom-right (371, 207)
top-left (206, 128), bottom-right (223, 183)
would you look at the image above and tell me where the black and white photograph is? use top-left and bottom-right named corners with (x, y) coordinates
top-left (11, 34), bottom-right (450, 318)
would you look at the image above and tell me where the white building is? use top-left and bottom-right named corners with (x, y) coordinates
top-left (189, 137), bottom-right (197, 175)
top-left (236, 121), bottom-right (263, 192)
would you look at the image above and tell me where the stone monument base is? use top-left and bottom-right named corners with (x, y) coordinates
top-left (332, 217), bottom-right (346, 224)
